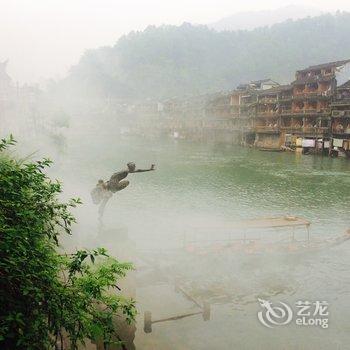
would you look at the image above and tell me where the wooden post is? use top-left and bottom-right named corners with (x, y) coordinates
top-left (306, 225), bottom-right (310, 243)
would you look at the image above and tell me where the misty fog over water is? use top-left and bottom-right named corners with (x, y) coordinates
top-left (27, 126), bottom-right (350, 349)
top-left (53, 128), bottom-right (350, 240)
top-left (3, 2), bottom-right (350, 349)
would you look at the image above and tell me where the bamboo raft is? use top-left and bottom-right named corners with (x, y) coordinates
top-left (184, 216), bottom-right (350, 255)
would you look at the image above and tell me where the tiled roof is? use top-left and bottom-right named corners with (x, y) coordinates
top-left (292, 75), bottom-right (334, 84)
top-left (257, 85), bottom-right (293, 95)
top-left (338, 80), bottom-right (350, 89)
top-left (297, 59), bottom-right (350, 73)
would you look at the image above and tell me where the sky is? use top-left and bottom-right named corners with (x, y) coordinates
top-left (1, 0), bottom-right (350, 85)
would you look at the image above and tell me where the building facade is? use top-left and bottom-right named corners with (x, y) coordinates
top-left (132, 59), bottom-right (350, 158)
top-left (330, 80), bottom-right (350, 156)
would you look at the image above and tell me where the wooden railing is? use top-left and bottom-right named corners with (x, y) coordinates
top-left (290, 109), bottom-right (331, 115)
top-left (332, 110), bottom-right (350, 117)
top-left (258, 98), bottom-right (278, 103)
top-left (257, 111), bottom-right (279, 117)
top-left (280, 126), bottom-right (302, 132)
top-left (302, 127), bottom-right (329, 134)
top-left (280, 109), bottom-right (293, 115)
top-left (294, 91), bottom-right (331, 98)
top-left (332, 127), bottom-right (350, 134)
top-left (280, 126), bottom-right (329, 134)
top-left (254, 126), bottom-right (279, 132)
top-left (332, 98), bottom-right (350, 106)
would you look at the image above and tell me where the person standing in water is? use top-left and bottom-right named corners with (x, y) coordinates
top-left (91, 162), bottom-right (156, 218)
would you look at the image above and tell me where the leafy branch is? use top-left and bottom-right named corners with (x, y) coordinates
top-left (0, 136), bottom-right (136, 349)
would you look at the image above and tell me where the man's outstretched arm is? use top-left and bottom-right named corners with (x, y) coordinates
top-left (131, 164), bottom-right (156, 173)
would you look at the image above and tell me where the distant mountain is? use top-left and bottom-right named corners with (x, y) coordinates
top-left (58, 12), bottom-right (350, 101)
top-left (209, 5), bottom-right (324, 31)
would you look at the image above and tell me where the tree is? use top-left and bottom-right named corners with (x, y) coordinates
top-left (0, 136), bottom-right (136, 349)
top-left (61, 12), bottom-right (350, 100)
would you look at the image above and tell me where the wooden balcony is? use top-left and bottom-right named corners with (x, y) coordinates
top-left (331, 110), bottom-right (350, 118)
top-left (288, 109), bottom-right (331, 116)
top-left (330, 99), bottom-right (350, 107)
top-left (302, 127), bottom-right (330, 134)
top-left (258, 97), bottom-right (278, 104)
top-left (280, 109), bottom-right (293, 115)
top-left (332, 127), bottom-right (350, 135)
top-left (280, 126), bottom-right (330, 134)
top-left (256, 111), bottom-right (279, 117)
top-left (254, 126), bottom-right (279, 133)
top-left (280, 126), bottom-right (302, 133)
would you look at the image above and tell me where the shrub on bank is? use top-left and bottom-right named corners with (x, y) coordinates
top-left (0, 136), bottom-right (136, 349)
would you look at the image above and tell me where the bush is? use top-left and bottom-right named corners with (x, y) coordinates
top-left (0, 136), bottom-right (136, 349)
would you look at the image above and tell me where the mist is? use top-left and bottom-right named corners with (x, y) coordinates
top-left (1, 2), bottom-right (350, 349)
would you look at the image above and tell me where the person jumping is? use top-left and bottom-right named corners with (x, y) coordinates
top-left (91, 162), bottom-right (155, 218)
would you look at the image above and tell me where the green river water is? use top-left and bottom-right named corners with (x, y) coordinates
top-left (47, 131), bottom-right (350, 350)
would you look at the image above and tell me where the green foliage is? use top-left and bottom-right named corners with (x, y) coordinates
top-left (0, 134), bottom-right (15, 151)
top-left (0, 137), bottom-right (136, 349)
top-left (64, 12), bottom-right (350, 99)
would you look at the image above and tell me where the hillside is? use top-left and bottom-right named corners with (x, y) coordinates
top-left (62, 12), bottom-right (350, 100)
top-left (208, 5), bottom-right (323, 31)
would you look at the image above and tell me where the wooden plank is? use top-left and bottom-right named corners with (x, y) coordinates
top-left (190, 216), bottom-right (310, 231)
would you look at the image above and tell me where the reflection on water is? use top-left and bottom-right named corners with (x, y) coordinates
top-left (52, 134), bottom-right (350, 350)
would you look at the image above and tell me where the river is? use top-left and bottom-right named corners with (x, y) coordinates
top-left (50, 132), bottom-right (350, 350)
